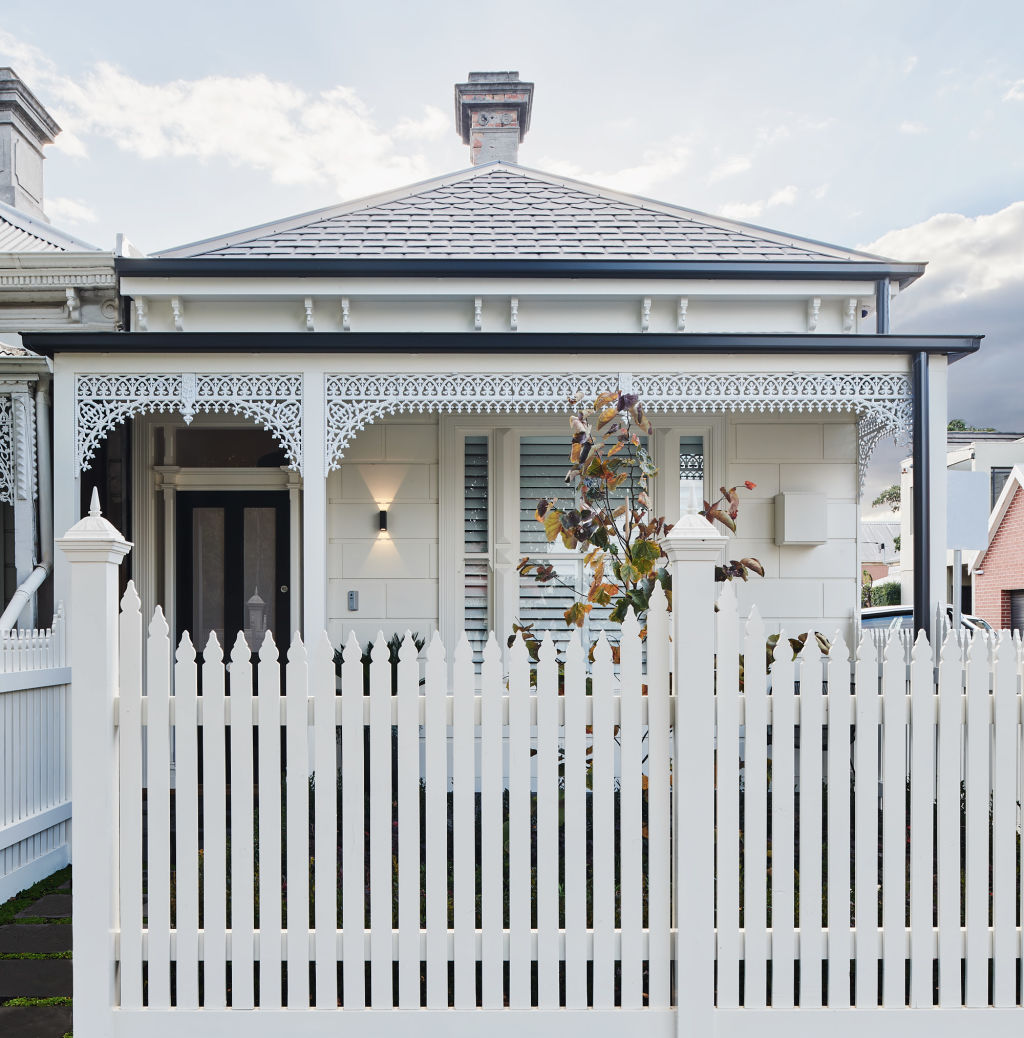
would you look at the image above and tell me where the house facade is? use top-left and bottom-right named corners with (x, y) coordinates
top-left (970, 465), bottom-right (1024, 630)
top-left (10, 70), bottom-right (976, 653)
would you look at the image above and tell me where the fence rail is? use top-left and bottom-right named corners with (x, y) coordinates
top-left (0, 608), bottom-right (71, 902)
top-left (62, 514), bottom-right (1023, 1036)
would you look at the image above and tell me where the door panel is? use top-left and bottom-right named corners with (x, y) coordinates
top-left (176, 492), bottom-right (289, 653)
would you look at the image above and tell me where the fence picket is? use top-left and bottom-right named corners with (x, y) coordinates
top-left (146, 608), bottom-right (172, 1009)
top-left (769, 631), bottom-right (796, 1008)
top-left (645, 585), bottom-right (671, 1008)
top-left (825, 632), bottom-right (851, 1008)
top-left (257, 632), bottom-right (283, 1009)
top-left (174, 632), bottom-right (200, 1008)
top-left (480, 634), bottom-right (504, 1007)
top-left (368, 633), bottom-right (393, 1009)
top-left (285, 631), bottom-right (310, 1009)
top-left (535, 633), bottom-right (559, 1009)
top-left (991, 631), bottom-right (1016, 1007)
top-left (397, 632), bottom-right (421, 1009)
top-left (742, 607), bottom-right (768, 1009)
top-left (880, 627), bottom-right (907, 1008)
top-left (311, 632), bottom-right (338, 1010)
top-left (591, 632), bottom-right (615, 1009)
top-left (339, 632), bottom-right (365, 1009)
top-left (908, 632), bottom-right (934, 1008)
top-left (201, 633), bottom-right (228, 1008)
top-left (563, 630), bottom-right (587, 1007)
top-left (618, 608), bottom-right (644, 1009)
top-left (935, 630), bottom-right (962, 1007)
top-left (507, 632), bottom-right (531, 1007)
top-left (798, 637), bottom-right (824, 1008)
top-left (451, 634), bottom-right (476, 1009)
top-left (117, 584), bottom-right (144, 1009)
top-left (963, 632), bottom-right (988, 1007)
top-left (714, 586), bottom-right (741, 1009)
top-left (228, 632), bottom-right (256, 1009)
top-left (853, 632), bottom-right (880, 1009)
top-left (423, 633), bottom-right (448, 1008)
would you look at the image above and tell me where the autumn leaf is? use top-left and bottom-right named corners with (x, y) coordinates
top-left (543, 509), bottom-right (563, 541)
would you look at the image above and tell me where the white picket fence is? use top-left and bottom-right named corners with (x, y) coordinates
top-left (61, 515), bottom-right (1023, 1036)
top-left (0, 609), bottom-right (71, 902)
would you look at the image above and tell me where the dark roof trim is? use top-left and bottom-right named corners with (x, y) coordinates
top-left (25, 331), bottom-right (981, 360)
top-left (116, 256), bottom-right (927, 286)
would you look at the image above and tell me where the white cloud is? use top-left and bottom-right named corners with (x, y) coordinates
top-left (1004, 78), bottom-right (1024, 101)
top-left (0, 32), bottom-right (448, 200)
top-left (813, 183), bottom-right (829, 200)
top-left (861, 201), bottom-right (1024, 313)
top-left (707, 156), bottom-right (752, 183)
top-left (899, 121), bottom-right (927, 134)
top-left (720, 185), bottom-right (798, 222)
top-left (903, 56), bottom-right (918, 76)
top-left (538, 142), bottom-right (691, 195)
top-left (47, 197), bottom-right (98, 225)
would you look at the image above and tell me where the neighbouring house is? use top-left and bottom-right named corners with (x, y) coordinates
top-left (0, 68), bottom-right (118, 630)
top-left (900, 427), bottom-right (1024, 614)
top-left (10, 69), bottom-right (977, 652)
top-left (860, 518), bottom-right (900, 585)
top-left (969, 464), bottom-right (1024, 631)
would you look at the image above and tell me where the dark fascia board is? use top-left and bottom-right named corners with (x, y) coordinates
top-left (25, 331), bottom-right (982, 360)
top-left (116, 256), bottom-right (927, 286)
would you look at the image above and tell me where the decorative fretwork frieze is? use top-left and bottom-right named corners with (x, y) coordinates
top-left (76, 373), bottom-right (303, 472)
top-left (325, 371), bottom-right (913, 493)
top-left (0, 396), bottom-right (13, 505)
top-left (0, 387), bottom-right (38, 506)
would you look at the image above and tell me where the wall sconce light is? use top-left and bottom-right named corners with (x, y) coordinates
top-left (378, 508), bottom-right (389, 533)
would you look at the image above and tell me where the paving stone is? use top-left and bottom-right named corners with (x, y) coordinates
top-left (0, 957), bottom-right (72, 999)
top-left (0, 1003), bottom-right (73, 1038)
top-left (0, 925), bottom-right (71, 953)
top-left (14, 896), bottom-right (71, 920)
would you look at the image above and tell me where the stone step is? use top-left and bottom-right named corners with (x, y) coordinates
top-left (0, 926), bottom-right (71, 954)
top-left (0, 957), bottom-right (72, 1000)
top-left (14, 895), bottom-right (71, 920)
top-left (0, 1004), bottom-right (73, 1038)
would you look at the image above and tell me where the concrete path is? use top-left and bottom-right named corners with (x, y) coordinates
top-left (0, 868), bottom-right (72, 1037)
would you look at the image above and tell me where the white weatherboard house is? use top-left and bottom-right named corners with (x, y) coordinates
top-left (22, 72), bottom-right (977, 653)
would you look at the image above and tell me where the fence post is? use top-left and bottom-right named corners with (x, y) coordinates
top-left (661, 513), bottom-right (726, 1037)
top-left (57, 488), bottom-right (132, 1036)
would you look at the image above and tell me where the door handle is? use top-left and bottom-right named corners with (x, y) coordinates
top-left (280, 585), bottom-right (289, 594)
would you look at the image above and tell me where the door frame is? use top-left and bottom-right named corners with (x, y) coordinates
top-left (174, 489), bottom-right (291, 653)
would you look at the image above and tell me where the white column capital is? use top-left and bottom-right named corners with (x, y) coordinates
top-left (57, 488), bottom-right (132, 565)
top-left (662, 513), bottom-right (727, 565)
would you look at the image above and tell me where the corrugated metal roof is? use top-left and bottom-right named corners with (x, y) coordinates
top-left (0, 200), bottom-right (100, 253)
top-left (160, 163), bottom-right (885, 263)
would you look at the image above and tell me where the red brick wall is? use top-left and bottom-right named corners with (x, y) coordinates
top-left (974, 484), bottom-right (1024, 628)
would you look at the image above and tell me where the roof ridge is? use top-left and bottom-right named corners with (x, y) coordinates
top-left (0, 199), bottom-right (101, 252)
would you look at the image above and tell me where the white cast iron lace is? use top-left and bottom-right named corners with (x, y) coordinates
top-left (0, 389), bottom-right (37, 506)
top-left (76, 373), bottom-right (304, 472)
top-left (0, 396), bottom-right (13, 505)
top-left (324, 371), bottom-right (913, 494)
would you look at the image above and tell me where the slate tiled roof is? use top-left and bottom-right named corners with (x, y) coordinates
top-left (159, 164), bottom-right (881, 262)
top-left (0, 200), bottom-right (99, 252)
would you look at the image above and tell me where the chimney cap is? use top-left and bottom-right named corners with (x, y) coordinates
top-left (454, 71), bottom-right (534, 145)
top-left (0, 68), bottom-right (61, 145)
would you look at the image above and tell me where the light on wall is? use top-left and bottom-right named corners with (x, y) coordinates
top-left (378, 507), bottom-right (389, 534)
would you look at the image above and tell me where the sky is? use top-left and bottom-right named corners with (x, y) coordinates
top-left (2, 0), bottom-right (1022, 513)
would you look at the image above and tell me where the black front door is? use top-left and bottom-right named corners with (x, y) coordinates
top-left (176, 492), bottom-right (290, 654)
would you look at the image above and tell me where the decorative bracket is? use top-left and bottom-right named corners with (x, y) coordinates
top-left (677, 297), bottom-right (688, 332)
top-left (170, 297), bottom-right (184, 332)
top-left (75, 373), bottom-right (304, 473)
top-left (0, 385), bottom-right (37, 505)
top-left (510, 297), bottom-right (519, 332)
top-left (341, 297), bottom-right (351, 332)
top-left (806, 297), bottom-right (821, 332)
top-left (843, 297), bottom-right (857, 333)
top-left (640, 297), bottom-right (651, 333)
top-left (304, 297), bottom-right (315, 331)
top-left (134, 297), bottom-right (148, 331)
top-left (65, 288), bottom-right (81, 323)
top-left (474, 297), bottom-right (483, 331)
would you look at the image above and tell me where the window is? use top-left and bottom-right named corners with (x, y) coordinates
top-left (443, 417), bottom-right (721, 655)
top-left (991, 467), bottom-right (1012, 509)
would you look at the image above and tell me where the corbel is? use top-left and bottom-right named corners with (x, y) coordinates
top-left (341, 297), bottom-right (351, 332)
top-left (677, 297), bottom-right (688, 332)
top-left (640, 297), bottom-right (651, 333)
top-left (510, 297), bottom-right (519, 332)
top-left (474, 297), bottom-right (483, 331)
top-left (304, 297), bottom-right (315, 331)
top-left (843, 297), bottom-right (857, 333)
top-left (806, 297), bottom-right (821, 332)
top-left (134, 297), bottom-right (148, 331)
top-left (65, 288), bottom-right (81, 323)
top-left (170, 296), bottom-right (184, 332)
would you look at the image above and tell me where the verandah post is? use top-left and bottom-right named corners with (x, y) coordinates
top-left (57, 488), bottom-right (132, 1037)
top-left (661, 513), bottom-right (726, 1038)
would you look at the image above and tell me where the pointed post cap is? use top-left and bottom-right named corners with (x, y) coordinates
top-left (57, 487), bottom-right (132, 563)
top-left (662, 511), bottom-right (727, 564)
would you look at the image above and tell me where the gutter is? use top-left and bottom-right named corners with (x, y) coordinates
top-left (23, 331), bottom-right (982, 360)
top-left (116, 256), bottom-right (928, 287)
top-left (0, 380), bottom-right (53, 631)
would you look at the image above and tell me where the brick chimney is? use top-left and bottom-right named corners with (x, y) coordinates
top-left (0, 68), bottom-right (61, 221)
top-left (454, 71), bottom-right (534, 165)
